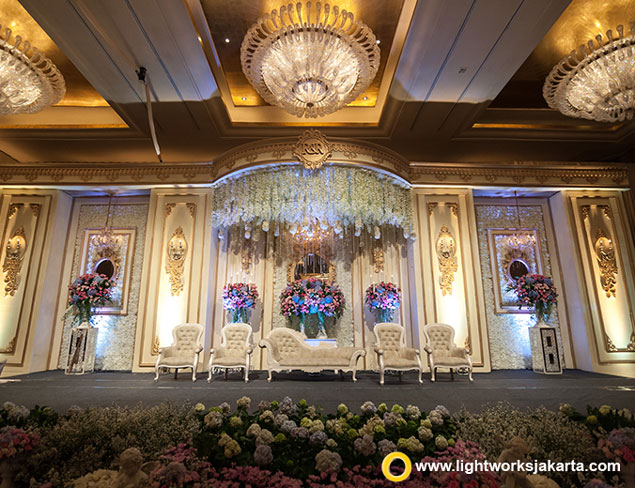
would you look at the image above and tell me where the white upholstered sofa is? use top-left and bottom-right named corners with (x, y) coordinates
top-left (208, 323), bottom-right (254, 383)
top-left (423, 323), bottom-right (473, 382)
top-left (154, 323), bottom-right (204, 382)
top-left (259, 328), bottom-right (366, 382)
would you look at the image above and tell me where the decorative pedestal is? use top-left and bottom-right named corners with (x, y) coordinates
top-left (65, 325), bottom-right (98, 375)
top-left (529, 324), bottom-right (562, 374)
top-left (304, 338), bottom-right (337, 348)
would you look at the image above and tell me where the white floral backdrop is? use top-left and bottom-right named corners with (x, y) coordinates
top-left (475, 204), bottom-right (565, 369)
top-left (58, 203), bottom-right (148, 371)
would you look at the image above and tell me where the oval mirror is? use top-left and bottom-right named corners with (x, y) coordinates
top-left (94, 258), bottom-right (116, 280)
top-left (508, 259), bottom-right (530, 281)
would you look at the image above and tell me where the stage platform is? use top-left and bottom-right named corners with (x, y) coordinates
top-left (0, 370), bottom-right (633, 413)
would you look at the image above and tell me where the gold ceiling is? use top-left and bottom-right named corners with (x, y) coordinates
top-left (199, 0), bottom-right (406, 108)
top-left (0, 0), bottom-right (108, 107)
top-left (493, 0), bottom-right (635, 108)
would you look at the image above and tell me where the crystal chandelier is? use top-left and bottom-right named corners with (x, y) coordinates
top-left (543, 22), bottom-right (635, 122)
top-left (507, 191), bottom-right (535, 249)
top-left (241, 1), bottom-right (380, 118)
top-left (0, 23), bottom-right (66, 114)
top-left (94, 194), bottom-right (118, 250)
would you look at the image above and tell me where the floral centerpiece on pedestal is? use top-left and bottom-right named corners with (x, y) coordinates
top-left (511, 274), bottom-right (558, 326)
top-left (222, 283), bottom-right (259, 323)
top-left (280, 278), bottom-right (344, 338)
top-left (365, 282), bottom-right (401, 323)
top-left (66, 273), bottom-right (115, 327)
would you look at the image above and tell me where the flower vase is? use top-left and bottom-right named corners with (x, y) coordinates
top-left (0, 459), bottom-right (17, 488)
top-left (298, 314), bottom-right (306, 336)
top-left (375, 309), bottom-right (393, 324)
top-left (231, 309), bottom-right (248, 323)
top-left (316, 312), bottom-right (327, 339)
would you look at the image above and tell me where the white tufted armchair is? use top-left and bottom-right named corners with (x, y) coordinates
top-left (208, 323), bottom-right (254, 383)
top-left (423, 323), bottom-right (473, 382)
top-left (154, 323), bottom-right (204, 382)
top-left (373, 323), bottom-right (423, 385)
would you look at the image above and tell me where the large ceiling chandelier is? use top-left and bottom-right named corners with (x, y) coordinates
top-left (0, 23), bottom-right (66, 114)
top-left (543, 22), bottom-right (635, 123)
top-left (240, 1), bottom-right (380, 118)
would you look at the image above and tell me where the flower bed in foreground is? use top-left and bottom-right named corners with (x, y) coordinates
top-left (0, 400), bottom-right (632, 487)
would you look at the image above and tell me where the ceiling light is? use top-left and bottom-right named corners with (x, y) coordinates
top-left (376, 39), bottom-right (380, 44)
top-left (362, 96), bottom-right (368, 100)
top-left (0, 24), bottom-right (66, 114)
top-left (241, 1), bottom-right (380, 118)
top-left (241, 96), bottom-right (246, 101)
top-left (543, 22), bottom-right (635, 122)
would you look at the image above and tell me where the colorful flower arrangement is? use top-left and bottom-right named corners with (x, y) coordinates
top-left (193, 397), bottom-right (462, 482)
top-left (510, 273), bottom-right (557, 322)
top-left (365, 282), bottom-right (402, 322)
top-left (66, 273), bottom-right (115, 326)
top-left (222, 283), bottom-right (259, 323)
top-left (0, 426), bottom-right (38, 460)
top-left (280, 278), bottom-right (344, 318)
top-left (280, 278), bottom-right (344, 337)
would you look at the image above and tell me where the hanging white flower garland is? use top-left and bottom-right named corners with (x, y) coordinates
top-left (211, 165), bottom-right (413, 239)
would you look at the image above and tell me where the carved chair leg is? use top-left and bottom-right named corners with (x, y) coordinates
top-left (418, 368), bottom-right (423, 384)
top-left (431, 367), bottom-right (436, 382)
top-left (379, 368), bottom-right (385, 386)
top-left (207, 367), bottom-right (213, 383)
top-left (468, 367), bottom-right (473, 383)
top-left (267, 370), bottom-right (273, 382)
top-left (244, 365), bottom-right (249, 383)
top-left (352, 369), bottom-right (358, 382)
top-left (224, 369), bottom-right (228, 381)
top-left (192, 366), bottom-right (196, 382)
top-left (154, 364), bottom-right (160, 382)
top-left (398, 371), bottom-right (402, 382)
top-left (174, 368), bottom-right (178, 380)
top-left (450, 368), bottom-right (454, 381)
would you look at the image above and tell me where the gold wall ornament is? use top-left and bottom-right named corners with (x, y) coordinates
top-left (186, 203), bottom-right (196, 218)
top-left (427, 202), bottom-right (438, 216)
top-left (501, 245), bottom-right (532, 284)
top-left (581, 205), bottom-right (590, 220)
top-left (152, 336), bottom-right (160, 355)
top-left (373, 245), bottom-right (385, 273)
top-left (447, 203), bottom-right (459, 217)
top-left (29, 204), bottom-right (41, 218)
top-left (0, 335), bottom-right (16, 354)
top-left (594, 228), bottom-right (618, 298)
top-left (164, 203), bottom-right (176, 217)
top-left (436, 225), bottom-right (457, 296)
top-left (293, 129), bottom-right (332, 170)
top-left (3, 226), bottom-right (27, 296)
top-left (628, 333), bottom-right (635, 352)
top-left (165, 227), bottom-right (188, 296)
top-left (7, 203), bottom-right (23, 219)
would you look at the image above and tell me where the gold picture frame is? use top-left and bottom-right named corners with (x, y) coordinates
top-left (79, 228), bottom-right (136, 315)
top-left (487, 229), bottom-right (543, 314)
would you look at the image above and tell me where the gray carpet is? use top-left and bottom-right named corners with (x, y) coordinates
top-left (0, 369), bottom-right (633, 413)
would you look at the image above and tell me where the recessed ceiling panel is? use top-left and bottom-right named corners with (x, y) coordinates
top-left (195, 0), bottom-right (416, 125)
top-left (492, 0), bottom-right (635, 109)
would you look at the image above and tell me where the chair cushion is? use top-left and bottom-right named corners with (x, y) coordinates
top-left (383, 355), bottom-right (420, 368)
top-left (158, 356), bottom-right (195, 366)
top-left (279, 355), bottom-right (351, 367)
top-left (431, 356), bottom-right (469, 366)
top-left (213, 357), bottom-right (247, 367)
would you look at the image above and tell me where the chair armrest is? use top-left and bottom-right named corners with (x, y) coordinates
top-left (246, 345), bottom-right (254, 354)
top-left (423, 345), bottom-right (432, 354)
top-left (158, 346), bottom-right (175, 357)
top-left (450, 347), bottom-right (469, 358)
top-left (374, 347), bottom-right (384, 355)
top-left (195, 345), bottom-right (203, 354)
